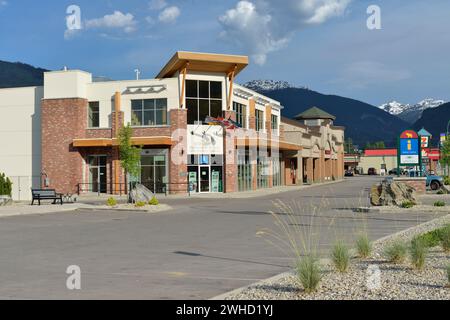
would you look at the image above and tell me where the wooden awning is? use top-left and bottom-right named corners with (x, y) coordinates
top-left (156, 51), bottom-right (248, 78)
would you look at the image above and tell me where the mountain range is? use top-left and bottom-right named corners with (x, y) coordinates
top-left (379, 99), bottom-right (446, 124)
top-left (0, 61), bottom-right (447, 148)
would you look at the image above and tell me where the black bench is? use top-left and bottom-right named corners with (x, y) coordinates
top-left (31, 189), bottom-right (63, 206)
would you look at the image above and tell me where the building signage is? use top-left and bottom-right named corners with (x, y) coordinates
top-left (398, 130), bottom-right (420, 166)
top-left (187, 125), bottom-right (224, 155)
top-left (420, 136), bottom-right (429, 148)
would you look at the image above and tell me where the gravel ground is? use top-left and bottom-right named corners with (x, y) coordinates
top-left (226, 214), bottom-right (450, 300)
top-left (79, 203), bottom-right (173, 213)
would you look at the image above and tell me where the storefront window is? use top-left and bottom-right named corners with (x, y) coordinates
top-left (140, 150), bottom-right (168, 193)
top-left (238, 151), bottom-right (252, 191)
top-left (272, 157), bottom-right (282, 187)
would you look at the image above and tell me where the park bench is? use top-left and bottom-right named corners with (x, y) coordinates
top-left (31, 189), bottom-right (63, 206)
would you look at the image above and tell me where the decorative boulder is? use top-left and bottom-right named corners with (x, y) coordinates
top-left (370, 180), bottom-right (418, 207)
top-left (130, 184), bottom-right (154, 203)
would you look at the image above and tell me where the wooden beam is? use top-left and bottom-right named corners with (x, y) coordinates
top-left (227, 65), bottom-right (237, 110)
top-left (179, 62), bottom-right (189, 108)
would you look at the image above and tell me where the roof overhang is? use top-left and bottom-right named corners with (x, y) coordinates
top-left (156, 51), bottom-right (249, 78)
top-left (73, 137), bottom-right (173, 148)
top-left (235, 137), bottom-right (303, 151)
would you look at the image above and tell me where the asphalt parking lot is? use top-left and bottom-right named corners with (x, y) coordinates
top-left (0, 176), bottom-right (444, 299)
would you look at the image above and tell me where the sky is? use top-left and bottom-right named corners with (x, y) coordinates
top-left (1, 0), bottom-right (449, 106)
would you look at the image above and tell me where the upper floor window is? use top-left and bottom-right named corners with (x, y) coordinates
top-left (88, 102), bottom-right (100, 128)
top-left (233, 102), bottom-right (247, 128)
top-left (271, 114), bottom-right (278, 131)
top-left (186, 80), bottom-right (222, 125)
top-left (131, 99), bottom-right (167, 126)
top-left (255, 109), bottom-right (264, 132)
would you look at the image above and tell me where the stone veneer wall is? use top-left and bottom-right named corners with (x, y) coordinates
top-left (169, 109), bottom-right (187, 194)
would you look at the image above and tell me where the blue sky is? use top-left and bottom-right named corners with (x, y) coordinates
top-left (1, 0), bottom-right (449, 106)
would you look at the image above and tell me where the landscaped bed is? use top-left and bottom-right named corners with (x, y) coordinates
top-left (225, 215), bottom-right (450, 300)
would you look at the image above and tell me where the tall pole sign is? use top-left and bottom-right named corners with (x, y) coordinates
top-left (398, 130), bottom-right (422, 175)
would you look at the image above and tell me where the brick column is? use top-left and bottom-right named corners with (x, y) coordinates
top-left (297, 155), bottom-right (303, 185)
top-left (224, 110), bottom-right (237, 193)
top-left (41, 98), bottom-right (87, 194)
top-left (111, 106), bottom-right (124, 194)
top-left (249, 98), bottom-right (256, 131)
top-left (265, 105), bottom-right (272, 137)
top-left (169, 109), bottom-right (188, 194)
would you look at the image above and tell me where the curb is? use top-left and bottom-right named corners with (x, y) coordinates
top-left (210, 213), bottom-right (450, 300)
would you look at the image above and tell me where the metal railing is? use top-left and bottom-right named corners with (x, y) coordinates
top-left (77, 181), bottom-right (192, 196)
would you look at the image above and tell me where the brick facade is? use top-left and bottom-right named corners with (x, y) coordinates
top-left (169, 109), bottom-right (188, 194)
top-left (41, 98), bottom-right (87, 194)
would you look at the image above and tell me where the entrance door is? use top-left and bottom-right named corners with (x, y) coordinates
top-left (89, 155), bottom-right (107, 193)
top-left (199, 166), bottom-right (210, 193)
top-left (290, 159), bottom-right (297, 185)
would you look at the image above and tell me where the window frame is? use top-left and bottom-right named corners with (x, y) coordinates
top-left (186, 80), bottom-right (223, 125)
top-left (233, 102), bottom-right (247, 129)
top-left (131, 98), bottom-right (168, 127)
top-left (271, 114), bottom-right (278, 131)
top-left (255, 109), bottom-right (264, 132)
top-left (88, 101), bottom-right (100, 128)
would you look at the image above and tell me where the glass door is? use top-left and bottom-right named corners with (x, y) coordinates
top-left (199, 166), bottom-right (210, 193)
top-left (88, 155), bottom-right (107, 193)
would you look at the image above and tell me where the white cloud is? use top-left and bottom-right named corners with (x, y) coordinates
top-left (149, 0), bottom-right (168, 10)
top-left (0, 1), bottom-right (7, 6)
top-left (219, 0), bottom-right (351, 65)
top-left (158, 6), bottom-right (180, 24)
top-left (85, 11), bottom-right (137, 33)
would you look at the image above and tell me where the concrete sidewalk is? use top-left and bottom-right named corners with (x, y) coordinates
top-left (0, 203), bottom-right (82, 218)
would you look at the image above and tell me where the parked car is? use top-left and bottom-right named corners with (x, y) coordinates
top-left (388, 168), bottom-right (406, 175)
top-left (368, 168), bottom-right (377, 175)
top-left (345, 170), bottom-right (354, 177)
top-left (408, 170), bottom-right (444, 190)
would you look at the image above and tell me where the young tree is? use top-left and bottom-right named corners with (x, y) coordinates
top-left (118, 124), bottom-right (142, 182)
top-left (440, 138), bottom-right (450, 176)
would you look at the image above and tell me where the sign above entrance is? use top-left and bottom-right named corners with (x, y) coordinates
top-left (187, 125), bottom-right (224, 155)
top-left (398, 130), bottom-right (421, 166)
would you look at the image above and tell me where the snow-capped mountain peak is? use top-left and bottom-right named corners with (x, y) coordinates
top-left (242, 80), bottom-right (307, 91)
top-left (379, 98), bottom-right (446, 123)
top-left (379, 101), bottom-right (411, 115)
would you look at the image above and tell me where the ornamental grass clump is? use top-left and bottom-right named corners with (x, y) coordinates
top-left (409, 238), bottom-right (428, 270)
top-left (296, 255), bottom-right (322, 293)
top-left (433, 201), bottom-right (445, 207)
top-left (331, 241), bottom-right (350, 273)
top-left (400, 200), bottom-right (415, 208)
top-left (441, 225), bottom-right (450, 253)
top-left (356, 233), bottom-right (372, 259)
top-left (384, 240), bottom-right (407, 264)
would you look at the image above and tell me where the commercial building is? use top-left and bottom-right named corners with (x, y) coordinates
top-left (0, 51), bottom-right (345, 200)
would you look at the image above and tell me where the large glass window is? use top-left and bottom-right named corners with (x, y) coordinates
top-left (255, 109), bottom-right (264, 132)
top-left (131, 99), bottom-right (167, 126)
top-left (88, 102), bottom-right (100, 128)
top-left (233, 102), bottom-right (247, 128)
top-left (271, 114), bottom-right (278, 131)
top-left (237, 150), bottom-right (252, 191)
top-left (140, 152), bottom-right (168, 194)
top-left (186, 80), bottom-right (223, 124)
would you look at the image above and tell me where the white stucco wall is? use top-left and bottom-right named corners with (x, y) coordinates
top-left (0, 86), bottom-right (42, 200)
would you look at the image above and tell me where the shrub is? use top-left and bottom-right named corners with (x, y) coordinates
top-left (410, 238), bottom-right (428, 270)
top-left (442, 225), bottom-right (450, 253)
top-left (106, 197), bottom-right (117, 207)
top-left (444, 176), bottom-right (450, 186)
top-left (414, 224), bottom-right (450, 249)
top-left (331, 241), bottom-right (350, 273)
top-left (356, 234), bottom-right (372, 259)
top-left (296, 255), bottom-right (322, 293)
top-left (400, 200), bottom-right (415, 208)
top-left (149, 196), bottom-right (159, 206)
top-left (0, 173), bottom-right (13, 196)
top-left (384, 241), bottom-right (407, 264)
top-left (135, 201), bottom-right (146, 207)
top-left (436, 190), bottom-right (445, 195)
top-left (447, 264), bottom-right (450, 287)
top-left (434, 201), bottom-right (445, 207)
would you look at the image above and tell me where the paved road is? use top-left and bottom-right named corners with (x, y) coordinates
top-left (0, 176), bottom-right (443, 299)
